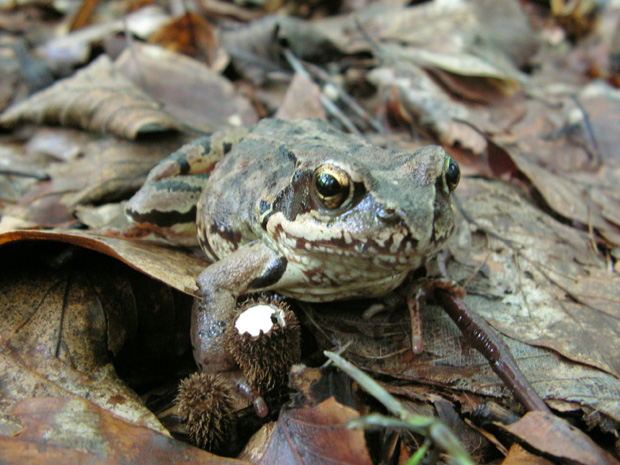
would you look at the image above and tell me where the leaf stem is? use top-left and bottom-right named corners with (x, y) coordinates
top-left (325, 351), bottom-right (473, 465)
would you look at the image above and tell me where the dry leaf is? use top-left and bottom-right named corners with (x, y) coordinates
top-left (240, 397), bottom-right (372, 465)
top-left (115, 43), bottom-right (257, 132)
top-left (38, 5), bottom-right (170, 72)
top-left (0, 241), bottom-right (166, 432)
top-left (306, 299), bottom-right (620, 426)
top-left (0, 55), bottom-right (180, 139)
top-left (382, 44), bottom-right (523, 95)
top-left (59, 133), bottom-right (191, 208)
top-left (0, 145), bottom-right (47, 204)
top-left (316, 0), bottom-right (538, 68)
top-left (0, 229), bottom-right (207, 296)
top-left (367, 66), bottom-right (491, 154)
top-left (574, 92), bottom-right (620, 227)
top-left (0, 397), bottom-right (246, 465)
top-left (434, 400), bottom-right (491, 459)
top-left (493, 92), bottom-right (620, 247)
top-left (275, 73), bottom-right (326, 121)
top-left (24, 127), bottom-right (91, 161)
top-left (551, 0), bottom-right (599, 40)
top-left (453, 178), bottom-right (620, 378)
top-left (148, 12), bottom-right (219, 65)
top-left (507, 151), bottom-right (620, 246)
top-left (0, 37), bottom-right (45, 112)
top-left (501, 443), bottom-right (556, 465)
top-left (0, 132), bottom-right (189, 230)
top-left (502, 411), bottom-right (619, 465)
top-left (220, 15), bottom-right (342, 85)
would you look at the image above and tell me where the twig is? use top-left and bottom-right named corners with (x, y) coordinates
top-left (434, 290), bottom-right (550, 413)
top-left (325, 350), bottom-right (474, 465)
top-left (282, 48), bottom-right (361, 136)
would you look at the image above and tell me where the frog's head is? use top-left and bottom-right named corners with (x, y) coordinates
top-left (262, 140), bottom-right (460, 282)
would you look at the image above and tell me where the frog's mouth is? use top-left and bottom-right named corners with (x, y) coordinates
top-left (266, 176), bottom-right (455, 273)
top-left (268, 215), bottom-right (434, 271)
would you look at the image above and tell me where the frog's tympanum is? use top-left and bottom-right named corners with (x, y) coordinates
top-left (124, 118), bottom-right (460, 379)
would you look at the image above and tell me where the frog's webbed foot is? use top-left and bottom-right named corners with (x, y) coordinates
top-left (362, 292), bottom-right (405, 319)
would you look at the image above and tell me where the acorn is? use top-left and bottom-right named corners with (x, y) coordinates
top-left (176, 372), bottom-right (237, 453)
top-left (225, 297), bottom-right (301, 393)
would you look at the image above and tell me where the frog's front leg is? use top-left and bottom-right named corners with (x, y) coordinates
top-left (191, 240), bottom-right (287, 373)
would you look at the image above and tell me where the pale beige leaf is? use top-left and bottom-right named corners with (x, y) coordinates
top-left (115, 43), bottom-right (257, 132)
top-left (502, 412), bottom-right (619, 465)
top-left (0, 229), bottom-right (206, 296)
top-left (0, 55), bottom-right (180, 139)
top-left (275, 73), bottom-right (326, 121)
top-left (454, 178), bottom-right (620, 378)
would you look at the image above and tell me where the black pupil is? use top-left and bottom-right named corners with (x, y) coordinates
top-left (446, 159), bottom-right (460, 185)
top-left (316, 173), bottom-right (342, 197)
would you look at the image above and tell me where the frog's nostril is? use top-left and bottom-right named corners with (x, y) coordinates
top-left (377, 208), bottom-right (399, 223)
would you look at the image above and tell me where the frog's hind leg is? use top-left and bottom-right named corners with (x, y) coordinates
top-left (147, 126), bottom-right (251, 182)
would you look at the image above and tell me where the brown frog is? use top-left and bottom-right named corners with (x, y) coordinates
top-left (123, 118), bottom-right (459, 376)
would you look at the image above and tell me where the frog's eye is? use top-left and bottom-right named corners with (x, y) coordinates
top-left (313, 165), bottom-right (353, 210)
top-left (444, 157), bottom-right (460, 192)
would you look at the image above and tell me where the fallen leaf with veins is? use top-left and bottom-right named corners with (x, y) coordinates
top-left (239, 397), bottom-right (372, 465)
top-left (0, 397), bottom-right (246, 465)
top-left (502, 411), bottom-right (619, 465)
top-left (0, 55), bottom-right (180, 139)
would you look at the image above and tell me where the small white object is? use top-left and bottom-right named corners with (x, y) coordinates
top-left (228, 114), bottom-right (243, 127)
top-left (235, 304), bottom-right (285, 337)
top-left (322, 83), bottom-right (339, 102)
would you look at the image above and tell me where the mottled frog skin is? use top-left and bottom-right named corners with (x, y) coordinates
top-left (124, 118), bottom-right (460, 374)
